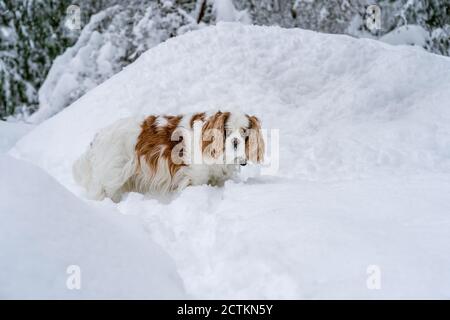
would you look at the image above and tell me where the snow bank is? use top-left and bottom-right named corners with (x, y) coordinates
top-left (118, 178), bottom-right (450, 299)
top-left (0, 121), bottom-right (33, 153)
top-left (0, 155), bottom-right (185, 299)
top-left (13, 23), bottom-right (450, 182)
top-left (10, 23), bottom-right (450, 298)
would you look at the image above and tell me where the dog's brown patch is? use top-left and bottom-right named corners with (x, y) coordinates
top-left (135, 114), bottom-right (184, 177)
top-left (201, 111), bottom-right (230, 159)
top-left (246, 115), bottom-right (265, 163)
top-left (190, 112), bottom-right (206, 128)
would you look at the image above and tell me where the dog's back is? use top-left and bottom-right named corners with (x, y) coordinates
top-left (73, 117), bottom-right (143, 202)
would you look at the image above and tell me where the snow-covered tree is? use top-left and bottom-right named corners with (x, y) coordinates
top-left (29, 0), bottom-right (202, 122)
top-left (325, 0), bottom-right (450, 56)
top-left (0, 0), bottom-right (110, 119)
top-left (2, 0), bottom-right (449, 120)
top-left (231, 0), bottom-right (368, 32)
top-left (382, 0), bottom-right (450, 55)
top-left (0, 0), bottom-right (75, 118)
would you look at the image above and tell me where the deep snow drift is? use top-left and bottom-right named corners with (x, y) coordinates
top-left (9, 23), bottom-right (450, 298)
top-left (0, 121), bottom-right (32, 153)
top-left (0, 154), bottom-right (185, 299)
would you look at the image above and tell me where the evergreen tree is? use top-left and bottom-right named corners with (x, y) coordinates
top-left (0, 0), bottom-right (113, 119)
top-left (30, 0), bottom-right (201, 122)
top-left (382, 0), bottom-right (450, 55)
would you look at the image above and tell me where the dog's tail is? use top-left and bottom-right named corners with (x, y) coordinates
top-left (73, 145), bottom-right (107, 200)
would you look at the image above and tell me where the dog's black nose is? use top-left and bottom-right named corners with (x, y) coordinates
top-left (240, 161), bottom-right (247, 166)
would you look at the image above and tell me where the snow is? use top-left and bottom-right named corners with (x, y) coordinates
top-left (0, 121), bottom-right (33, 153)
top-left (0, 154), bottom-right (185, 299)
top-left (28, 3), bottom-right (199, 124)
top-left (118, 178), bottom-right (450, 298)
top-left (213, 0), bottom-right (251, 24)
top-left (28, 7), bottom-right (124, 124)
top-left (8, 23), bottom-right (450, 298)
top-left (380, 25), bottom-right (430, 49)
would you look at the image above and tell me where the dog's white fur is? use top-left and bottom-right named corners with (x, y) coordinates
top-left (73, 111), bottom-right (263, 202)
top-left (73, 117), bottom-right (143, 202)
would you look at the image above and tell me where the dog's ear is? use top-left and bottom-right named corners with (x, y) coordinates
top-left (246, 115), bottom-right (265, 163)
top-left (202, 111), bottom-right (230, 160)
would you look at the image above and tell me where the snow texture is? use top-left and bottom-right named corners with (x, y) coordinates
top-left (0, 154), bottom-right (185, 299)
top-left (9, 23), bottom-right (450, 298)
top-left (380, 25), bottom-right (430, 48)
top-left (213, 0), bottom-right (251, 24)
top-left (0, 121), bottom-right (33, 153)
top-left (28, 3), bottom-right (199, 123)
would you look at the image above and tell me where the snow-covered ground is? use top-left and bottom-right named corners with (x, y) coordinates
top-left (5, 23), bottom-right (450, 298)
top-left (0, 122), bottom-right (185, 299)
top-left (0, 154), bottom-right (185, 299)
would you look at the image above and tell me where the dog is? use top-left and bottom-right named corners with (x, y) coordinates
top-left (73, 110), bottom-right (264, 202)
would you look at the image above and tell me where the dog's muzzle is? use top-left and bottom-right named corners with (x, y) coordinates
top-left (238, 158), bottom-right (247, 166)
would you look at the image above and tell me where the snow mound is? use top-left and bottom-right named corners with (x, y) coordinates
top-left (118, 178), bottom-right (450, 299)
top-left (10, 23), bottom-right (450, 298)
top-left (0, 155), bottom-right (185, 299)
top-left (0, 121), bottom-right (33, 153)
top-left (12, 23), bottom-right (450, 182)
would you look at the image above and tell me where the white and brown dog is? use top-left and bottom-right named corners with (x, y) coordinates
top-left (73, 110), bottom-right (264, 202)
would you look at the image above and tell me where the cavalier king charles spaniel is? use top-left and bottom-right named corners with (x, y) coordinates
top-left (73, 110), bottom-right (264, 202)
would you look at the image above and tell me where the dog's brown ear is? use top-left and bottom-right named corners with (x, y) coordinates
top-left (202, 111), bottom-right (230, 160)
top-left (246, 115), bottom-right (265, 163)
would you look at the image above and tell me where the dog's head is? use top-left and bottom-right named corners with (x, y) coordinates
top-left (201, 111), bottom-right (264, 166)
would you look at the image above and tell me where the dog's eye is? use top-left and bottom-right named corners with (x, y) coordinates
top-left (240, 128), bottom-right (248, 137)
top-left (232, 138), bottom-right (239, 150)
